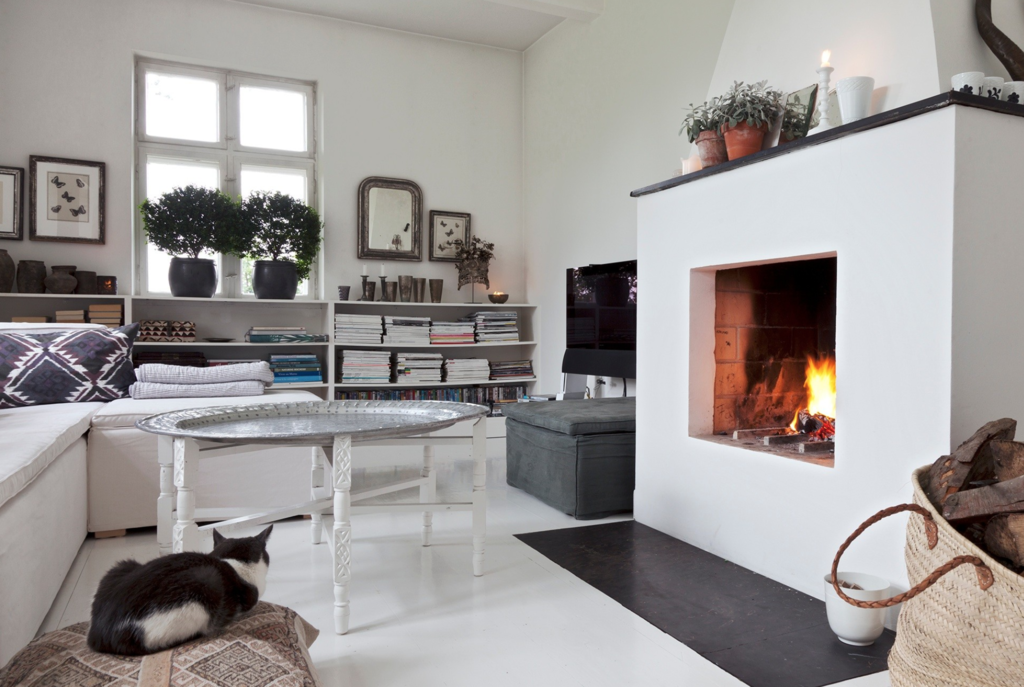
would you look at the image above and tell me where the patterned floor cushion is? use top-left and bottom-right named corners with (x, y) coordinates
top-left (0, 602), bottom-right (321, 686)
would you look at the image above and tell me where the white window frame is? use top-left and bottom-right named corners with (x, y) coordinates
top-left (135, 58), bottom-right (319, 299)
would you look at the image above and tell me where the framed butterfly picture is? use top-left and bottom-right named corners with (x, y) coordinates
top-left (429, 210), bottom-right (470, 262)
top-left (29, 156), bottom-right (105, 245)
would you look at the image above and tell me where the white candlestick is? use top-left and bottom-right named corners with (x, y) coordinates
top-left (815, 65), bottom-right (836, 131)
top-left (362, 264), bottom-right (368, 276)
top-left (379, 264), bottom-right (386, 277)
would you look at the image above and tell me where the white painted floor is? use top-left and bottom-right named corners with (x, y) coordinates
top-left (42, 457), bottom-right (890, 687)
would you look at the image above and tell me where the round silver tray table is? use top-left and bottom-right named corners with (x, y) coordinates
top-left (137, 400), bottom-right (489, 634)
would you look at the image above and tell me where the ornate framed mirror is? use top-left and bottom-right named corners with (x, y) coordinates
top-left (357, 177), bottom-right (422, 261)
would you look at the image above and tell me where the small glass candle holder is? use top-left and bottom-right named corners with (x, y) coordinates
top-left (96, 275), bottom-right (118, 295)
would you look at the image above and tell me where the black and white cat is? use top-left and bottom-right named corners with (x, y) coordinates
top-left (87, 525), bottom-right (272, 655)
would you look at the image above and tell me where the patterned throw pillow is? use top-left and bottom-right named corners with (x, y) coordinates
top-left (0, 323), bottom-right (139, 409)
top-left (0, 602), bottom-right (321, 686)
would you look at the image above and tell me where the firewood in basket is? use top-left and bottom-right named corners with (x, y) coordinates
top-left (984, 514), bottom-right (1024, 569)
top-left (923, 418), bottom-right (1017, 508)
top-left (836, 579), bottom-right (864, 591)
top-left (988, 440), bottom-right (1024, 482)
top-left (942, 473), bottom-right (1024, 524)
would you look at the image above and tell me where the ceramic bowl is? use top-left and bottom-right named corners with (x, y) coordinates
top-left (488, 293), bottom-right (509, 304)
top-left (824, 572), bottom-right (890, 646)
top-left (952, 71), bottom-right (985, 96)
top-left (983, 76), bottom-right (1005, 100)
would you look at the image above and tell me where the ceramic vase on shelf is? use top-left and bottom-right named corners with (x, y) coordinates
top-left (951, 71), bottom-right (985, 96)
top-left (44, 265), bottom-right (78, 294)
top-left (413, 278), bottom-right (427, 303)
top-left (428, 279), bottom-right (444, 303)
top-left (17, 261), bottom-right (46, 293)
top-left (0, 250), bottom-right (14, 292)
top-left (836, 77), bottom-right (875, 124)
top-left (721, 121), bottom-right (768, 160)
top-left (398, 275), bottom-right (413, 303)
top-left (694, 130), bottom-right (728, 169)
top-left (74, 270), bottom-right (97, 294)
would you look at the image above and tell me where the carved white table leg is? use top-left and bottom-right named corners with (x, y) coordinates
top-left (172, 437), bottom-right (200, 553)
top-left (157, 435), bottom-right (175, 556)
top-left (311, 446), bottom-right (324, 545)
top-left (471, 417), bottom-right (487, 576)
top-left (332, 435), bottom-right (353, 634)
top-left (420, 443), bottom-right (435, 546)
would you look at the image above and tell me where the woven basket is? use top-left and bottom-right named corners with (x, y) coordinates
top-left (834, 466), bottom-right (1024, 686)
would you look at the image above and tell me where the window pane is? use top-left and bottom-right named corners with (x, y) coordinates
top-left (145, 71), bottom-right (219, 142)
top-left (239, 165), bottom-right (310, 296)
top-left (144, 157), bottom-right (221, 294)
top-left (239, 86), bottom-right (307, 152)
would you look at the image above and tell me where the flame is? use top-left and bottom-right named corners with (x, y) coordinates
top-left (790, 355), bottom-right (837, 429)
top-left (821, 50), bottom-right (831, 68)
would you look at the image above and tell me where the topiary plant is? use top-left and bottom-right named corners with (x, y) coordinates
top-left (680, 96), bottom-right (724, 142)
top-left (139, 185), bottom-right (237, 258)
top-left (232, 192), bottom-right (322, 281)
top-left (718, 80), bottom-right (784, 131)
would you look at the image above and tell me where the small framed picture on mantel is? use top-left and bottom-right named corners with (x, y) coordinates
top-left (0, 166), bottom-right (24, 240)
top-left (29, 155), bottom-right (105, 245)
top-left (429, 210), bottom-right (470, 262)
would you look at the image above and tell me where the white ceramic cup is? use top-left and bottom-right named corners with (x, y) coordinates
top-left (951, 71), bottom-right (985, 96)
top-left (824, 572), bottom-right (889, 646)
top-left (983, 76), bottom-right (1005, 99)
top-left (1004, 81), bottom-right (1024, 105)
top-left (836, 76), bottom-right (875, 124)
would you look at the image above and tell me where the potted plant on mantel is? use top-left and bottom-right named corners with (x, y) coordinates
top-left (680, 96), bottom-right (727, 169)
top-left (718, 80), bottom-right (783, 161)
top-left (233, 192), bottom-right (322, 300)
top-left (446, 235), bottom-right (494, 304)
top-left (139, 185), bottom-right (237, 298)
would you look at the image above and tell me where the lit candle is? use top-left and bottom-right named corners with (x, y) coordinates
top-left (821, 49), bottom-right (831, 69)
top-left (379, 264), bottom-right (386, 277)
top-left (493, 292), bottom-right (505, 297)
top-left (362, 264), bottom-right (368, 276)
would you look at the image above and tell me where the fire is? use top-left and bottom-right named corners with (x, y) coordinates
top-left (790, 355), bottom-right (837, 431)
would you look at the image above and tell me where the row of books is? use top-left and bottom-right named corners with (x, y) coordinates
top-left (384, 316), bottom-right (430, 345)
top-left (339, 349), bottom-right (391, 384)
top-left (245, 326), bottom-right (328, 343)
top-left (395, 352), bottom-right (443, 383)
top-left (472, 311), bottom-right (519, 343)
top-left (332, 312), bottom-right (520, 346)
top-left (334, 384), bottom-right (528, 417)
top-left (12, 302), bottom-right (124, 326)
top-left (270, 354), bottom-right (323, 385)
top-left (337, 350), bottom-right (533, 384)
top-left (334, 314), bottom-right (384, 344)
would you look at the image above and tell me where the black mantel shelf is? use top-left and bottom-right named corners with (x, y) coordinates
top-left (631, 91), bottom-right (1024, 198)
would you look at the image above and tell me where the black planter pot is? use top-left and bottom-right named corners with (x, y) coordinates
top-left (169, 257), bottom-right (217, 298)
top-left (253, 260), bottom-right (298, 300)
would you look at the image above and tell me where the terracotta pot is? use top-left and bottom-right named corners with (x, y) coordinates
top-left (44, 266), bottom-right (78, 294)
top-left (0, 250), bottom-right (14, 293)
top-left (722, 121), bottom-right (769, 160)
top-left (17, 261), bottom-right (46, 293)
top-left (694, 130), bottom-right (728, 169)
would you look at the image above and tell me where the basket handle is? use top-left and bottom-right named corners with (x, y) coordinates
top-left (831, 503), bottom-right (994, 609)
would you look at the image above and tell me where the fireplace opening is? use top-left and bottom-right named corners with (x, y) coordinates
top-left (711, 257), bottom-right (837, 460)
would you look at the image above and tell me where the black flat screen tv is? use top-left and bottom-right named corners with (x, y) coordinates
top-left (564, 259), bottom-right (637, 379)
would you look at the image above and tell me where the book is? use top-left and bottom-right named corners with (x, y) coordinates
top-left (11, 316), bottom-right (50, 323)
top-left (245, 333), bottom-right (328, 343)
top-left (88, 303), bottom-right (123, 312)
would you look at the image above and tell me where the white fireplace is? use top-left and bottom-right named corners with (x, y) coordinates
top-left (634, 101), bottom-right (1024, 599)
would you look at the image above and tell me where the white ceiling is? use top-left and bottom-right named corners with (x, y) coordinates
top-left (227, 0), bottom-right (596, 51)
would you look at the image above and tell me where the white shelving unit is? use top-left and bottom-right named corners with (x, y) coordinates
top-left (0, 294), bottom-right (539, 408)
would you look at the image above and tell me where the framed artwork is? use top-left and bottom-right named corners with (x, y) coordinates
top-left (0, 166), bottom-right (24, 241)
top-left (429, 210), bottom-right (470, 262)
top-left (780, 84), bottom-right (819, 143)
top-left (29, 156), bottom-right (105, 244)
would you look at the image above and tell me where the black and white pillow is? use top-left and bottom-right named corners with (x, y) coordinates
top-left (0, 323), bottom-right (139, 409)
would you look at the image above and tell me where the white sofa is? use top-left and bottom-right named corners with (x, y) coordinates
top-left (0, 323), bottom-right (321, 664)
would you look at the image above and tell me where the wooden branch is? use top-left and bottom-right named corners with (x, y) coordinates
top-left (984, 514), bottom-right (1024, 568)
top-left (987, 440), bottom-right (1024, 482)
top-left (942, 473), bottom-right (1024, 524)
top-left (976, 0), bottom-right (1024, 81)
top-left (923, 418), bottom-right (1016, 507)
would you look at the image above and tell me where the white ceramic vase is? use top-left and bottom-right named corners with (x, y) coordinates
top-left (951, 71), bottom-right (985, 96)
top-left (824, 572), bottom-right (889, 646)
top-left (1004, 81), bottom-right (1024, 105)
top-left (836, 77), bottom-right (875, 124)
top-left (983, 76), bottom-right (1005, 100)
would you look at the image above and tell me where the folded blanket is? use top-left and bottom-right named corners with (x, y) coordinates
top-left (136, 362), bottom-right (275, 386)
top-left (129, 380), bottom-right (267, 400)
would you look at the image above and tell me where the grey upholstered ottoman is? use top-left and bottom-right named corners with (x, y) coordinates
top-left (503, 398), bottom-right (635, 519)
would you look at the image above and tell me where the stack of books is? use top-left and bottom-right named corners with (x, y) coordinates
top-left (340, 350), bottom-right (392, 385)
top-left (88, 303), bottom-right (123, 327)
top-left (383, 316), bottom-right (431, 345)
top-left (489, 359), bottom-right (534, 380)
top-left (443, 358), bottom-right (491, 383)
top-left (55, 309), bottom-right (86, 324)
top-left (270, 354), bottom-right (323, 385)
top-left (208, 358), bottom-right (261, 367)
top-left (395, 352), bottom-right (443, 383)
top-left (245, 327), bottom-right (328, 343)
top-left (473, 311), bottom-right (519, 343)
top-left (430, 320), bottom-right (476, 345)
top-left (336, 384), bottom-right (529, 416)
top-left (334, 314), bottom-right (383, 344)
top-left (11, 316), bottom-right (50, 323)
top-left (133, 351), bottom-right (207, 368)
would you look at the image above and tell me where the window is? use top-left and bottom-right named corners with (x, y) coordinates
top-left (135, 60), bottom-right (317, 297)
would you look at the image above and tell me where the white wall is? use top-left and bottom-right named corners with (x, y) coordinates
top-left (706, 0), bottom-right (940, 114)
top-left (523, 0), bottom-right (735, 393)
top-left (931, 0), bottom-right (1024, 87)
top-left (0, 0), bottom-right (524, 300)
top-left (635, 108), bottom-right (959, 598)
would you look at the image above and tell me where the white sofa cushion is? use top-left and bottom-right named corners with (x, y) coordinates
top-left (90, 390), bottom-right (320, 429)
top-left (0, 402), bottom-right (103, 509)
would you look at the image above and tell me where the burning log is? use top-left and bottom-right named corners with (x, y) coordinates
top-left (796, 409), bottom-right (835, 441)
